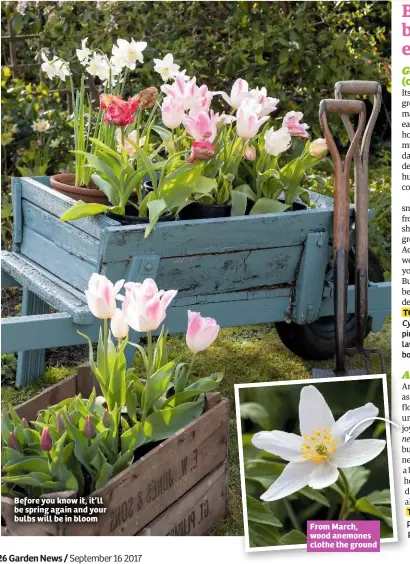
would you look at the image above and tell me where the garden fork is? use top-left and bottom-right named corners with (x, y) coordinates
top-left (312, 99), bottom-right (367, 378)
top-left (335, 80), bottom-right (386, 374)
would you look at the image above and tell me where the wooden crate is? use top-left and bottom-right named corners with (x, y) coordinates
top-left (1, 366), bottom-right (229, 536)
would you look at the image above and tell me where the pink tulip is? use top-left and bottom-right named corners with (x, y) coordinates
top-left (218, 78), bottom-right (249, 109)
top-left (282, 111), bottom-right (309, 138)
top-left (236, 100), bottom-right (269, 139)
top-left (161, 96), bottom-right (186, 129)
top-left (85, 274), bottom-right (124, 320)
top-left (182, 110), bottom-right (219, 142)
top-left (115, 128), bottom-right (138, 155)
top-left (111, 308), bottom-right (129, 339)
top-left (248, 87), bottom-right (279, 117)
top-left (186, 311), bottom-right (220, 353)
top-left (40, 427), bottom-right (52, 451)
top-left (187, 140), bottom-right (216, 163)
top-left (122, 278), bottom-right (178, 333)
top-left (244, 145), bottom-right (257, 161)
top-left (161, 75), bottom-right (197, 111)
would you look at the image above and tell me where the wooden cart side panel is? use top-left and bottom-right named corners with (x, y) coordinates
top-left (66, 398), bottom-right (229, 536)
top-left (22, 200), bottom-right (100, 264)
top-left (19, 177), bottom-right (118, 239)
top-left (137, 462), bottom-right (227, 536)
top-left (102, 246), bottom-right (302, 298)
top-left (20, 228), bottom-right (96, 292)
top-left (99, 209), bottom-right (334, 263)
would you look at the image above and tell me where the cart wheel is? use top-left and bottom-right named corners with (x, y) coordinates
top-left (274, 248), bottom-right (384, 360)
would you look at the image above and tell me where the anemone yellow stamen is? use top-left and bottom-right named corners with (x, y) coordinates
top-left (300, 427), bottom-right (338, 464)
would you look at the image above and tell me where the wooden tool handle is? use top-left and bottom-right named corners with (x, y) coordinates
top-left (319, 99), bottom-right (365, 115)
top-left (334, 80), bottom-right (381, 96)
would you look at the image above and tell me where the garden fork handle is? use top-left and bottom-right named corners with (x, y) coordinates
top-left (319, 99), bottom-right (366, 372)
top-left (335, 81), bottom-right (382, 346)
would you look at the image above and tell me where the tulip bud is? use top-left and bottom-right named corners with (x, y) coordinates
top-left (187, 140), bottom-right (216, 163)
top-left (8, 432), bottom-right (19, 450)
top-left (21, 418), bottom-right (29, 428)
top-left (310, 138), bottom-right (328, 158)
top-left (40, 427), bottom-right (52, 451)
top-left (103, 409), bottom-right (110, 427)
top-left (244, 145), bottom-right (257, 161)
top-left (83, 416), bottom-right (95, 439)
top-left (186, 310), bottom-right (220, 353)
top-left (111, 308), bottom-right (129, 340)
top-left (138, 87), bottom-right (158, 110)
top-left (56, 412), bottom-right (65, 435)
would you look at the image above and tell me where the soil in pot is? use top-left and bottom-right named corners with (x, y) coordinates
top-left (50, 173), bottom-right (110, 204)
top-left (178, 201), bottom-right (231, 220)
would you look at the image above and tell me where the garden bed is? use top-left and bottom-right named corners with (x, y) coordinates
top-left (1, 365), bottom-right (229, 536)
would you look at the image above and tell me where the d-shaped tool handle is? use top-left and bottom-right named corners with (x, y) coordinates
top-left (334, 80), bottom-right (381, 96)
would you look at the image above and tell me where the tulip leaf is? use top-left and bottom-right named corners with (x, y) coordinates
top-left (152, 125), bottom-right (172, 142)
top-left (3, 458), bottom-right (50, 475)
top-left (174, 362), bottom-right (190, 394)
top-left (234, 183), bottom-right (256, 201)
top-left (250, 198), bottom-right (290, 215)
top-left (121, 421), bottom-right (145, 454)
top-left (231, 189), bottom-right (247, 216)
top-left (141, 360), bottom-right (175, 416)
top-left (60, 201), bottom-right (124, 222)
top-left (247, 495), bottom-right (283, 527)
top-left (91, 173), bottom-right (119, 205)
top-left (193, 176), bottom-right (217, 195)
top-left (95, 459), bottom-right (113, 490)
top-left (108, 349), bottom-right (127, 412)
top-left (143, 399), bottom-right (204, 442)
top-left (185, 373), bottom-right (224, 392)
top-left (112, 450), bottom-right (135, 476)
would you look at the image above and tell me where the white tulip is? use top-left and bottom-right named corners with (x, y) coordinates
top-left (252, 385), bottom-right (386, 502)
top-left (111, 308), bottom-right (129, 340)
top-left (264, 126), bottom-right (292, 156)
top-left (85, 274), bottom-right (124, 320)
top-left (236, 99), bottom-right (269, 139)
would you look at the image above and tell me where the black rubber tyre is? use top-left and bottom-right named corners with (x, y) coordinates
top-left (274, 248), bottom-right (385, 361)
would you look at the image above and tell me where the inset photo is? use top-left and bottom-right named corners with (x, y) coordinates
top-left (235, 375), bottom-right (397, 552)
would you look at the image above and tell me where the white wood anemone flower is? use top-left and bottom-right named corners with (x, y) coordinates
top-left (252, 385), bottom-right (386, 502)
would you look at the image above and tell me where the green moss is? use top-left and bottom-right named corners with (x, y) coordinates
top-left (1, 320), bottom-right (391, 536)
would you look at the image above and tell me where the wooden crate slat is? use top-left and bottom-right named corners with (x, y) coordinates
top-left (137, 462), bottom-right (227, 536)
top-left (66, 398), bottom-right (229, 536)
top-left (20, 228), bottom-right (96, 292)
top-left (99, 209), bottom-right (333, 263)
top-left (22, 200), bottom-right (100, 263)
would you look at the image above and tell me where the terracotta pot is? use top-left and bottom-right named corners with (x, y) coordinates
top-left (50, 173), bottom-right (109, 204)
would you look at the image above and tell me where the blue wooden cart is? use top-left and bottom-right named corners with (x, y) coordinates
top-left (1, 174), bottom-right (391, 387)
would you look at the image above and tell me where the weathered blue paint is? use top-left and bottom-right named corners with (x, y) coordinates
top-left (12, 178), bottom-right (22, 251)
top-left (16, 288), bottom-right (49, 387)
top-left (293, 231), bottom-right (330, 324)
top-left (0, 177), bottom-right (392, 385)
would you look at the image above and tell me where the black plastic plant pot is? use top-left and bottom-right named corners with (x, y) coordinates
top-left (178, 202), bottom-right (232, 220)
top-left (106, 206), bottom-right (174, 226)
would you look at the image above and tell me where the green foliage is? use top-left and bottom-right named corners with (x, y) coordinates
top-left (239, 379), bottom-right (393, 547)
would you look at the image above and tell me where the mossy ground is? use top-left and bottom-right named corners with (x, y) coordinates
top-left (1, 320), bottom-right (391, 536)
